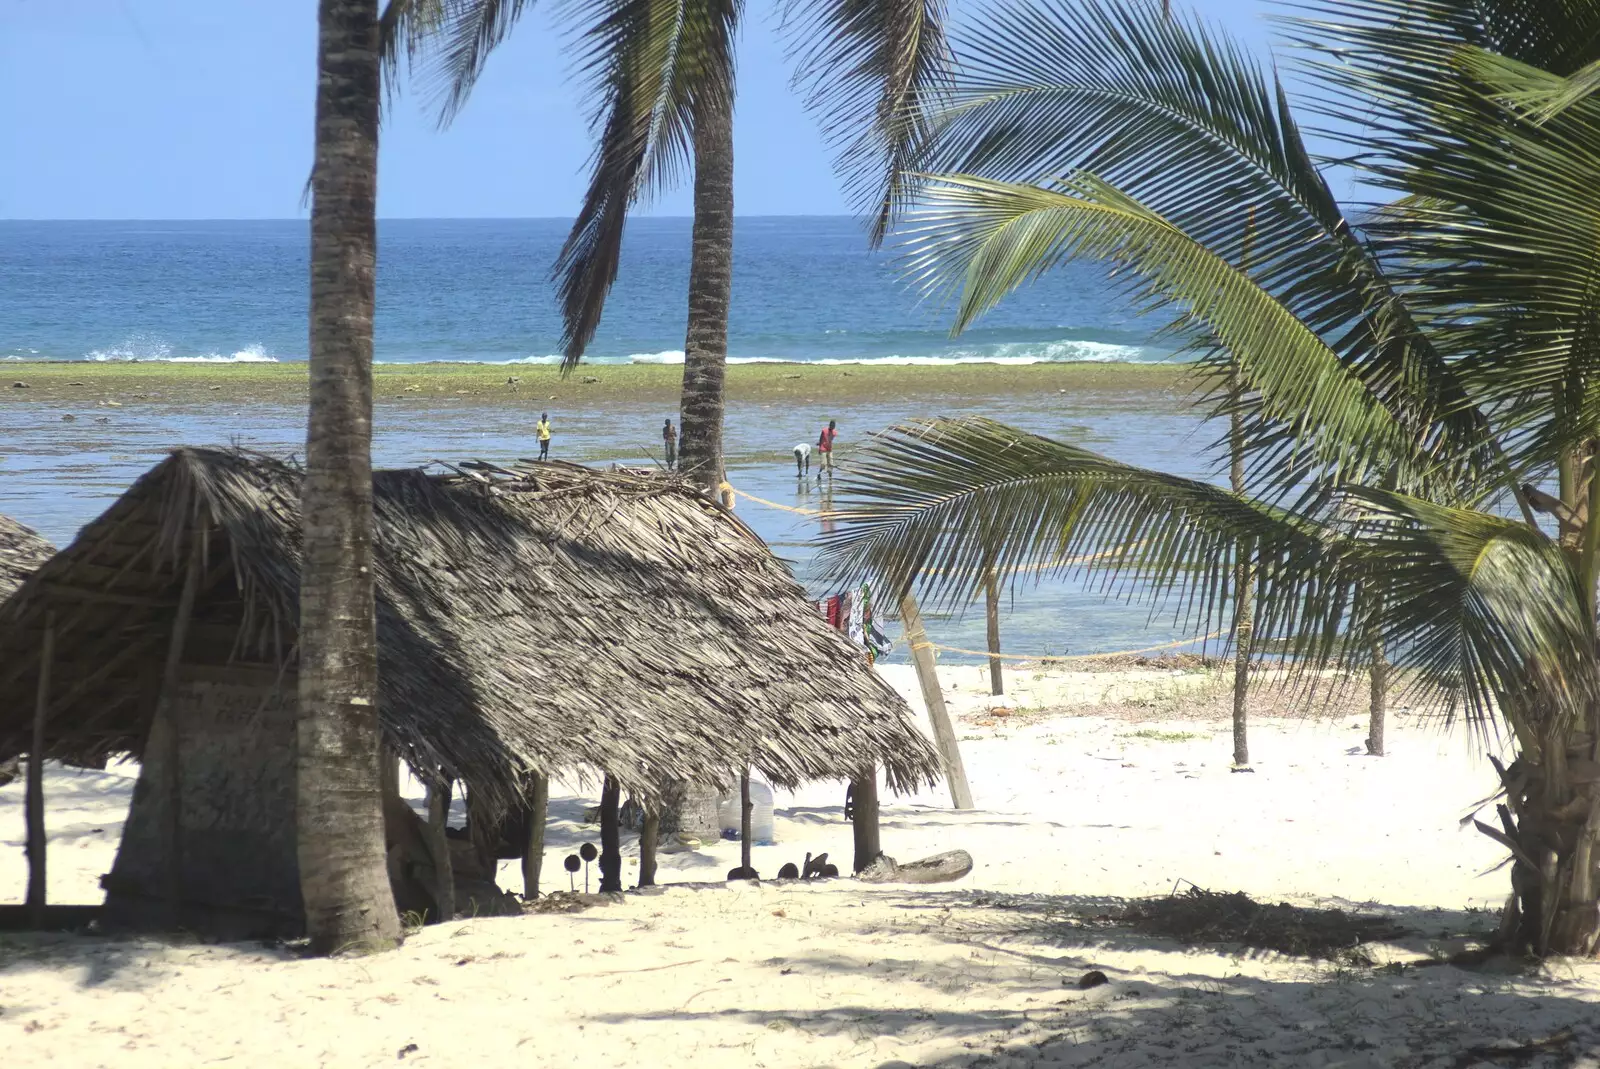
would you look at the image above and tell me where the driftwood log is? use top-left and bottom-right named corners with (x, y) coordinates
top-left (857, 849), bottom-right (973, 885)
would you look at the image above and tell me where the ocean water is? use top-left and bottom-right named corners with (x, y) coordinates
top-left (0, 218), bottom-right (1174, 366)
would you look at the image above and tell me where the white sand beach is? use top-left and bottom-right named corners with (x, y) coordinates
top-left (3, 662), bottom-right (1598, 1068)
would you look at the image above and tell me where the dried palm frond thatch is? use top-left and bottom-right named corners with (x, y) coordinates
top-left (0, 448), bottom-right (940, 813)
top-left (0, 513), bottom-right (53, 600)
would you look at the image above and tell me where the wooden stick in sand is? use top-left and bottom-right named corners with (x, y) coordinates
top-left (25, 611), bottom-right (54, 927)
top-left (900, 592), bottom-right (974, 809)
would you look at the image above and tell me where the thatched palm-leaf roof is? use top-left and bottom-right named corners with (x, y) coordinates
top-left (0, 449), bottom-right (939, 811)
top-left (0, 513), bottom-right (53, 600)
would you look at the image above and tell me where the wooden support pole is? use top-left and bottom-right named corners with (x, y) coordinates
top-left (522, 772), bottom-right (548, 898)
top-left (638, 801), bottom-right (659, 888)
top-left (900, 592), bottom-right (975, 809)
top-left (984, 567), bottom-right (1004, 697)
top-left (739, 769), bottom-right (753, 874)
top-left (598, 775), bottom-right (622, 892)
top-left (850, 766), bottom-right (881, 873)
top-left (1368, 640), bottom-right (1387, 757)
top-left (155, 523), bottom-right (206, 927)
top-left (425, 775), bottom-right (452, 830)
top-left (25, 611), bottom-right (54, 928)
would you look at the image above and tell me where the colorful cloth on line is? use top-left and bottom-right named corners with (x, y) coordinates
top-left (816, 583), bottom-right (892, 664)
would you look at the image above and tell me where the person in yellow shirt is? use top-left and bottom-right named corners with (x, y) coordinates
top-left (536, 412), bottom-right (552, 461)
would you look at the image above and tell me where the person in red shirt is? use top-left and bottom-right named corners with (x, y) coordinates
top-left (817, 419), bottom-right (838, 479)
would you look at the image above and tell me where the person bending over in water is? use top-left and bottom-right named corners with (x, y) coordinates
top-left (536, 412), bottom-right (552, 461)
top-left (817, 420), bottom-right (838, 479)
top-left (793, 441), bottom-right (810, 477)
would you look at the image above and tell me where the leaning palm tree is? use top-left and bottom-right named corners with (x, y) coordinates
top-left (380, 0), bottom-right (950, 491)
top-left (299, 0), bottom-right (403, 953)
top-left (820, 0), bottom-right (1600, 957)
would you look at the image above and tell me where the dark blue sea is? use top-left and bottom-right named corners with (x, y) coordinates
top-left (1, 218), bottom-right (1173, 366)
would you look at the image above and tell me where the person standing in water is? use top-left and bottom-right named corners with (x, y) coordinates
top-left (663, 418), bottom-right (678, 471)
top-left (536, 412), bottom-right (552, 461)
top-left (817, 419), bottom-right (838, 479)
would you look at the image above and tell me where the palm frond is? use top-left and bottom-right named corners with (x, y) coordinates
top-left (1287, 0), bottom-right (1600, 480)
top-left (819, 417), bottom-right (1356, 665)
top-left (783, 0), bottom-right (953, 244)
top-left (552, 0), bottom-right (741, 368)
top-left (903, 173), bottom-right (1438, 491)
top-left (378, 0), bottom-right (449, 104)
top-left (1344, 486), bottom-right (1599, 744)
top-left (906, 0), bottom-right (1503, 511)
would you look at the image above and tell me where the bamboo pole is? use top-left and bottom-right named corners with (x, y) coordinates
top-left (25, 611), bottom-right (54, 928)
top-left (522, 772), bottom-right (548, 898)
top-left (900, 592), bottom-right (974, 809)
top-left (156, 523), bottom-right (206, 926)
top-left (984, 567), bottom-right (1003, 697)
top-left (850, 766), bottom-right (881, 873)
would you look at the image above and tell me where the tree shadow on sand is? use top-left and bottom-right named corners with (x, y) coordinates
top-left (584, 887), bottom-right (1600, 1068)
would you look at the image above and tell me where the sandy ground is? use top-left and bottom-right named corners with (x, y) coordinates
top-left (3, 663), bottom-right (1598, 1068)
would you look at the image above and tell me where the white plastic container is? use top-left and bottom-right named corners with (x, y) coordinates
top-left (717, 779), bottom-right (776, 845)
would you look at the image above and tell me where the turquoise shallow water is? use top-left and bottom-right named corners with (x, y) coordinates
top-left (0, 386), bottom-right (1224, 666)
top-left (1, 218), bottom-right (1175, 367)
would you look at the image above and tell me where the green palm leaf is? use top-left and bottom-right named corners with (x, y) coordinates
top-left (898, 0), bottom-right (1505, 508)
top-left (551, 0), bottom-right (740, 367)
top-left (1343, 486), bottom-right (1599, 744)
top-left (784, 0), bottom-right (953, 245)
top-left (820, 417), bottom-right (1355, 663)
top-left (903, 173), bottom-right (1438, 490)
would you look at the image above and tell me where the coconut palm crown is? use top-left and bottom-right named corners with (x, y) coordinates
top-left (376, 0), bottom-right (950, 364)
top-left (818, 0), bottom-right (1600, 957)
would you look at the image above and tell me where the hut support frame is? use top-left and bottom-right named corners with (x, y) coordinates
top-left (25, 612), bottom-right (54, 927)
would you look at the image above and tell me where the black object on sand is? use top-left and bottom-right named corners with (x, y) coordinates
top-left (563, 854), bottom-right (581, 892)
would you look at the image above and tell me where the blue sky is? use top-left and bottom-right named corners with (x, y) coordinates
top-left (2, 0), bottom-right (1278, 219)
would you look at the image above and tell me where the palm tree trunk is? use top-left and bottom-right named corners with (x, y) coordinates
top-left (676, 88), bottom-right (734, 494)
top-left (1494, 445), bottom-right (1600, 956)
top-left (297, 0), bottom-right (400, 955)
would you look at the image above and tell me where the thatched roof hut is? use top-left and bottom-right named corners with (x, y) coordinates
top-left (0, 449), bottom-right (938, 934)
top-left (0, 513), bottom-right (53, 600)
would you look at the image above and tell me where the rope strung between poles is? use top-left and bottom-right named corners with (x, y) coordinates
top-left (731, 488), bottom-right (1140, 575)
top-left (908, 630), bottom-right (1229, 662)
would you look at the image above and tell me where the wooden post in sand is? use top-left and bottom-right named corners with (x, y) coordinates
top-left (522, 772), bottom-right (548, 897)
top-left (1368, 641), bottom-right (1387, 757)
top-left (899, 592), bottom-right (974, 810)
top-left (637, 801), bottom-right (659, 888)
top-left (598, 775), bottom-right (623, 892)
top-left (983, 567), bottom-right (1004, 697)
top-left (155, 524), bottom-right (206, 925)
top-left (850, 767), bottom-right (881, 873)
top-left (25, 611), bottom-right (54, 927)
